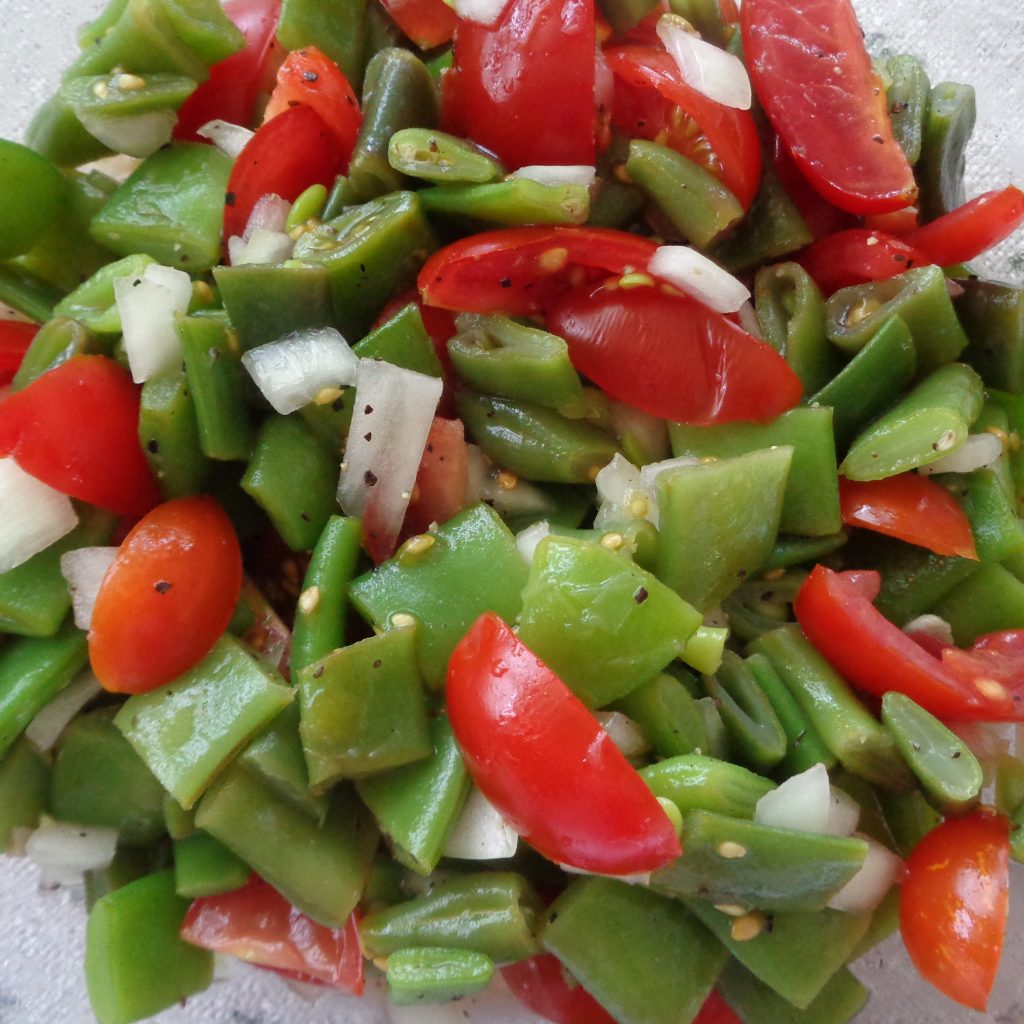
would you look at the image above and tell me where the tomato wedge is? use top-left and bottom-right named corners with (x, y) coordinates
top-left (794, 565), bottom-right (1024, 722)
top-left (447, 613), bottom-right (681, 875)
top-left (0, 320), bottom-right (37, 386)
top-left (901, 811), bottom-right (1009, 1011)
top-left (605, 45), bottom-right (762, 210)
top-left (546, 277), bottom-right (803, 425)
top-left (441, 0), bottom-right (596, 170)
top-left (418, 226), bottom-right (659, 317)
top-left (402, 416), bottom-right (469, 538)
top-left (798, 230), bottom-right (929, 295)
top-left (181, 876), bottom-right (364, 993)
top-left (742, 0), bottom-right (917, 214)
top-left (693, 991), bottom-right (743, 1024)
top-left (770, 136), bottom-right (856, 241)
top-left (502, 955), bottom-right (619, 1024)
top-left (379, 0), bottom-right (457, 49)
top-left (838, 474), bottom-right (978, 559)
top-left (0, 355), bottom-right (159, 517)
top-left (89, 497), bottom-right (243, 694)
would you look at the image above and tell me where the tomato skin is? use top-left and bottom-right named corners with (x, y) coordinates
top-left (441, 0), bottom-right (596, 170)
top-left (402, 417), bottom-right (469, 539)
top-left (838, 474), bottom-right (978, 559)
top-left (447, 613), bottom-right (681, 875)
top-left (223, 104), bottom-right (342, 244)
top-left (546, 279), bottom-right (803, 425)
top-left (770, 136), bottom-right (856, 241)
top-left (0, 355), bottom-right (159, 517)
top-left (901, 811), bottom-right (1009, 1011)
top-left (88, 497), bottom-right (243, 694)
top-left (693, 990), bottom-right (742, 1024)
top-left (798, 230), bottom-right (929, 295)
top-left (181, 876), bottom-right (364, 993)
top-left (501, 955), bottom-right (619, 1024)
top-left (379, 0), bottom-right (457, 49)
top-left (743, 0), bottom-right (917, 215)
top-left (0, 321), bottom-right (38, 386)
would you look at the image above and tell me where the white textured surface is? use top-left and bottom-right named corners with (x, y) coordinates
top-left (1, 2), bottom-right (1023, 1022)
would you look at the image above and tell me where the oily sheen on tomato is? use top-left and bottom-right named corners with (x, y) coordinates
top-left (546, 279), bottom-right (802, 425)
top-left (89, 497), bottom-right (243, 694)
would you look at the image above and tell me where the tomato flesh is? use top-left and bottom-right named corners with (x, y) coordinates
top-left (88, 497), bottom-right (243, 694)
top-left (402, 417), bottom-right (469, 539)
top-left (0, 321), bottom-right (38, 386)
top-left (502, 955), bottom-right (619, 1024)
top-left (379, 0), bottom-right (457, 48)
top-left (798, 229), bottom-right (929, 295)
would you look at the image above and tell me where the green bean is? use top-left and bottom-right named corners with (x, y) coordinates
top-left (419, 179), bottom-right (590, 227)
top-left (388, 128), bottom-right (505, 185)
top-left (877, 55), bottom-right (931, 166)
top-left (639, 754), bottom-right (775, 819)
top-left (276, 0), bottom-right (367, 87)
top-left (173, 832), bottom-right (250, 898)
top-left (918, 81), bottom-right (976, 221)
top-left (956, 279), bottom-right (1024, 393)
top-left (933, 562), bottom-right (1024, 644)
top-left (615, 674), bottom-right (711, 758)
top-left (0, 739), bottom-right (50, 852)
top-left (386, 947), bottom-right (494, 1005)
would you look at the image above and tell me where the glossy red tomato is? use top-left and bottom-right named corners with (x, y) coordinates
top-left (88, 497), bottom-right (243, 693)
top-left (447, 613), bottom-right (682, 875)
top-left (181, 876), bottom-right (364, 993)
top-left (546, 278), bottom-right (803, 424)
top-left (0, 321), bottom-right (37, 386)
top-left (839, 474), bottom-right (978, 559)
top-left (402, 417), bottom-right (468, 539)
top-left (441, 0), bottom-right (596, 169)
top-left (0, 355), bottom-right (159, 516)
top-left (502, 955), bottom-right (619, 1024)
top-left (901, 811), bottom-right (1009, 1011)
top-left (771, 136), bottom-right (857, 240)
top-left (379, 0), bottom-right (457, 48)
top-left (743, 0), bottom-right (917, 214)
top-left (798, 230), bottom-right (929, 295)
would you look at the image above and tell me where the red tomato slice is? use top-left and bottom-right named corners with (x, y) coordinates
top-left (175, 0), bottom-right (282, 140)
top-left (839, 475), bottom-right (977, 559)
top-left (402, 416), bottom-right (468, 539)
top-left (0, 321), bottom-right (38, 386)
top-left (502, 955), bottom-right (619, 1024)
top-left (264, 47), bottom-right (361, 165)
top-left (742, 0), bottom-right (917, 215)
top-left (798, 230), bottom-right (930, 296)
top-left (693, 990), bottom-right (742, 1024)
top-left (605, 45), bottom-right (761, 210)
top-left (906, 186), bottom-right (1024, 269)
top-left (223, 103), bottom-right (342, 245)
top-left (901, 811), bottom-right (1009, 1011)
top-left (863, 206), bottom-right (920, 237)
top-left (419, 226), bottom-right (659, 317)
top-left (546, 277), bottom-right (802, 425)
top-left (88, 497), bottom-right (243, 694)
top-left (447, 613), bottom-right (682, 875)
top-left (0, 355), bottom-right (159, 517)
top-left (441, 0), bottom-right (596, 170)
top-left (794, 565), bottom-right (1024, 722)
top-left (770, 136), bottom-right (856, 241)
top-left (181, 876), bottom-right (364, 993)
top-left (379, 0), bottom-right (457, 49)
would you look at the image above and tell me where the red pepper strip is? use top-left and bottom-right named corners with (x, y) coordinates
top-left (502, 954), bottom-right (619, 1024)
top-left (0, 355), bottom-right (159, 517)
top-left (447, 613), bottom-right (682, 875)
top-left (838, 474), bottom-right (978, 560)
top-left (798, 229), bottom-right (930, 295)
top-left (0, 320), bottom-right (38, 386)
top-left (905, 186), bottom-right (1024, 269)
top-left (794, 565), bottom-right (1024, 722)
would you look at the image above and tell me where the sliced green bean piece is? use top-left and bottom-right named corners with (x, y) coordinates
top-left (614, 673), bottom-right (709, 758)
top-left (956, 280), bottom-right (1024, 394)
top-left (640, 754), bottom-right (774, 819)
top-left (174, 831), bottom-right (250, 898)
top-left (918, 81), bottom-right (976, 222)
top-left (419, 178), bottom-right (590, 227)
top-left (0, 738), bottom-right (50, 852)
top-left (386, 947), bottom-right (494, 1005)
top-left (52, 253), bottom-right (155, 336)
top-left (721, 572), bottom-right (803, 645)
top-left (957, 466), bottom-right (1024, 563)
top-left (682, 625), bottom-right (728, 676)
top-left (762, 533), bottom-right (848, 573)
top-left (933, 562), bottom-right (1024, 644)
top-left (26, 94), bottom-right (112, 169)
top-left (163, 794), bottom-right (195, 840)
top-left (11, 318), bottom-right (100, 390)
top-left (877, 55), bottom-right (931, 166)
top-left (877, 788), bottom-right (941, 857)
top-left (388, 128), bottom-right (505, 184)
top-left (588, 177), bottom-right (647, 229)
top-left (707, 652), bottom-right (788, 771)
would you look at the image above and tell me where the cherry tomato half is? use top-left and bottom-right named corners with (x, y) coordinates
top-left (0, 320), bottom-right (38, 386)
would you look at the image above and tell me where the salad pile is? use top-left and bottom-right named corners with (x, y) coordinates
top-left (1, 0), bottom-right (1023, 1021)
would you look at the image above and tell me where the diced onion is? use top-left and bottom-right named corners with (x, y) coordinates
top-left (443, 787), bottom-right (519, 860)
top-left (656, 14), bottom-right (752, 109)
top-left (244, 194), bottom-right (291, 240)
top-left (918, 432), bottom-right (1004, 475)
top-left (594, 453), bottom-right (646, 527)
top-left (827, 835), bottom-right (905, 913)
top-left (826, 787), bottom-right (861, 838)
top-left (449, 0), bottom-right (510, 27)
top-left (903, 613), bottom-right (954, 646)
top-left (78, 108), bottom-right (177, 159)
top-left (242, 328), bottom-right (359, 415)
top-left (508, 165), bottom-right (597, 188)
top-left (0, 458), bottom-right (79, 574)
top-left (114, 262), bottom-right (192, 383)
top-left (595, 711), bottom-right (650, 758)
top-left (197, 119), bottom-right (255, 160)
top-left (25, 671), bottom-right (103, 753)
top-left (515, 520), bottom-right (551, 565)
top-left (754, 763), bottom-right (831, 834)
top-left (649, 246), bottom-right (751, 313)
top-left (60, 546), bottom-right (118, 630)
top-left (738, 301), bottom-right (762, 338)
top-left (233, 228), bottom-right (295, 266)
top-left (26, 817), bottom-right (118, 888)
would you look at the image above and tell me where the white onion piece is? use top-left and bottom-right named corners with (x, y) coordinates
top-left (243, 328), bottom-right (359, 415)
top-left (827, 835), bottom-right (904, 913)
top-left (444, 787), bottom-right (519, 860)
top-left (594, 453), bottom-right (646, 527)
top-left (114, 262), bottom-right (192, 383)
top-left (656, 14), bottom-right (752, 109)
top-left (738, 301), bottom-right (762, 338)
top-left (338, 361), bottom-right (443, 556)
top-left (25, 672), bottom-right (102, 753)
top-left (0, 459), bottom-right (78, 574)
top-left (60, 546), bottom-right (118, 630)
top-left (244, 193), bottom-right (291, 240)
top-left (903, 613), bottom-right (954, 645)
top-left (78, 108), bottom-right (176, 159)
top-left (826, 787), bottom-right (861, 838)
top-left (558, 861), bottom-right (651, 886)
top-left (197, 119), bottom-right (255, 159)
top-left (227, 235), bottom-right (246, 266)
top-left (755, 763), bottom-right (831, 834)
top-left (515, 520), bottom-right (551, 565)
top-left (649, 245), bottom-right (750, 313)
top-left (595, 710), bottom-right (650, 758)
top-left (234, 228), bottom-right (295, 266)
top-left (449, 0), bottom-right (510, 26)
top-left (918, 432), bottom-right (1004, 475)
top-left (508, 165), bottom-right (597, 188)
top-left (26, 818), bottom-right (118, 887)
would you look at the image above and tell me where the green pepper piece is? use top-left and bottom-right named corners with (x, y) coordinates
top-left (933, 562), bottom-right (1024, 645)
top-left (360, 872), bottom-right (542, 962)
top-left (348, 48), bottom-right (439, 200)
top-left (681, 624), bottom-right (728, 676)
top-left (876, 788), bottom-right (941, 857)
top-left (518, 535), bottom-right (701, 707)
top-left (670, 408), bottom-right (840, 538)
top-left (626, 140), bottom-right (744, 249)
top-left (640, 754), bottom-right (774, 819)
top-left (91, 143), bottom-right (232, 271)
top-left (13, 319), bottom-right (102, 392)
top-left (751, 625), bottom-right (913, 790)
top-left (877, 55), bottom-right (931, 166)
top-left (841, 363), bottom-right (984, 480)
top-left (543, 878), bottom-right (727, 1024)
top-left (276, 0), bottom-right (367, 88)
top-left (956, 280), bottom-right (1024, 394)
top-left (918, 82), bottom-right (976, 222)
top-left (163, 793), bottom-right (196, 840)
top-left (612, 672), bottom-right (705, 757)
top-left (957, 465), bottom-right (1024, 562)
top-left (363, 854), bottom-right (406, 911)
top-left (174, 831), bottom-right (250, 898)
top-left (26, 94), bottom-right (112, 169)
top-left (0, 140), bottom-right (69, 261)
top-left (52, 253), bottom-right (155, 336)
top-left (286, 183), bottom-right (329, 232)
top-left (293, 190), bottom-right (437, 338)
top-left (388, 128), bottom-right (505, 185)
top-left (176, 314), bottom-right (254, 462)
top-left (762, 533), bottom-right (848, 573)
top-left (115, 635), bottom-right (293, 809)
top-left (0, 738), bottom-right (50, 851)
top-left (587, 177), bottom-right (647, 230)
top-left (420, 179), bottom-right (591, 228)
top-left (386, 947), bottom-right (494, 1005)
top-left (656, 447), bottom-right (793, 611)
top-left (85, 870), bottom-right (213, 1024)
top-left (350, 504), bottom-right (528, 688)
top-left (322, 174), bottom-right (361, 220)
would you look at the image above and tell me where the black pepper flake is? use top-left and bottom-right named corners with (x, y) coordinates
top-left (872, 134), bottom-right (884, 144)
top-left (154, 580), bottom-right (172, 594)
top-left (225, 191), bottom-right (236, 207)
top-left (634, 587), bottom-right (649, 605)
top-left (426, 444), bottom-right (435, 454)
top-left (373, 659), bottom-right (382, 669)
top-left (364, 432), bottom-right (373, 442)
top-left (313, 665), bottom-right (324, 678)
top-left (952, 750), bottom-right (962, 758)
top-left (499, 277), bottom-right (512, 288)
top-left (147, 440), bottom-right (159, 454)
top-left (300, 511), bottom-right (310, 521)
top-left (288, 99), bottom-right (300, 107)
top-left (365, 470), bottom-right (378, 486)
top-left (365, 404), bottom-right (374, 414)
